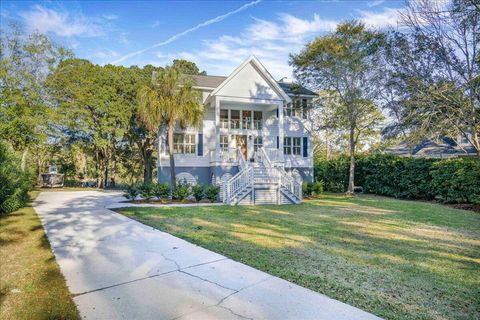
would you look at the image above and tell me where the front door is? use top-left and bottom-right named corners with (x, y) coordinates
top-left (235, 135), bottom-right (247, 160)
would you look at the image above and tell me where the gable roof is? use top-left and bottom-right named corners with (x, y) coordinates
top-left (277, 82), bottom-right (317, 97)
top-left (209, 56), bottom-right (292, 103)
top-left (386, 138), bottom-right (477, 157)
top-left (191, 75), bottom-right (227, 88)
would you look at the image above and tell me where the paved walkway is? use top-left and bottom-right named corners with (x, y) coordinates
top-left (34, 191), bottom-right (381, 320)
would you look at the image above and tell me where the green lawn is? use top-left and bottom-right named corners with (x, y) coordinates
top-left (116, 194), bottom-right (480, 320)
top-left (0, 191), bottom-right (80, 320)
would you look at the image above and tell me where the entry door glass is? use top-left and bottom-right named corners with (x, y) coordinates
top-left (235, 135), bottom-right (247, 160)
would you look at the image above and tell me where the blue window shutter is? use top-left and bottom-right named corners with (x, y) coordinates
top-left (276, 136), bottom-right (279, 149)
top-left (276, 108), bottom-right (279, 118)
top-left (198, 134), bottom-right (203, 156)
top-left (303, 137), bottom-right (308, 157)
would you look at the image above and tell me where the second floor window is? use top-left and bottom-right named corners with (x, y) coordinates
top-left (293, 137), bottom-right (301, 155)
top-left (230, 110), bottom-right (240, 129)
top-left (242, 110), bottom-right (252, 129)
top-left (284, 137), bottom-right (301, 155)
top-left (284, 137), bottom-right (291, 155)
top-left (173, 134), bottom-right (196, 154)
top-left (253, 111), bottom-right (262, 130)
top-left (220, 109), bottom-right (229, 129)
top-left (220, 135), bottom-right (229, 151)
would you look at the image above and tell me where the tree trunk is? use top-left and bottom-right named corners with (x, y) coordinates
top-left (110, 152), bottom-right (116, 188)
top-left (104, 156), bottom-right (109, 189)
top-left (168, 122), bottom-right (176, 188)
top-left (143, 144), bottom-right (153, 184)
top-left (21, 147), bottom-right (28, 171)
top-left (347, 126), bottom-right (355, 195)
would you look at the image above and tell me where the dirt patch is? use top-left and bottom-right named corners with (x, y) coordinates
top-left (447, 203), bottom-right (480, 213)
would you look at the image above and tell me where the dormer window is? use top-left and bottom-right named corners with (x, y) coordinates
top-left (284, 99), bottom-right (308, 119)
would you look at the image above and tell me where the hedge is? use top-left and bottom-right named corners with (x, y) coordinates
top-left (314, 154), bottom-right (480, 204)
top-left (0, 141), bottom-right (35, 214)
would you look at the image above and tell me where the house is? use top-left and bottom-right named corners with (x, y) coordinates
top-left (157, 56), bottom-right (318, 205)
top-left (386, 136), bottom-right (477, 158)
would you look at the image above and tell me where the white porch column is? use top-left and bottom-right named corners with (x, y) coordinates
top-left (215, 97), bottom-right (220, 161)
top-left (278, 102), bottom-right (284, 151)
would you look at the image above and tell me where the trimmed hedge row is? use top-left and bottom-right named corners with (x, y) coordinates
top-left (0, 141), bottom-right (35, 214)
top-left (124, 181), bottom-right (220, 202)
top-left (314, 154), bottom-right (480, 204)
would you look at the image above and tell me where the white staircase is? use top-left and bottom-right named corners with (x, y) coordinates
top-left (222, 148), bottom-right (302, 205)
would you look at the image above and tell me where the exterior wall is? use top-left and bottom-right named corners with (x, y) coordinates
top-left (157, 165), bottom-right (239, 185)
top-left (158, 166), bottom-right (212, 185)
top-left (285, 167), bottom-right (314, 183)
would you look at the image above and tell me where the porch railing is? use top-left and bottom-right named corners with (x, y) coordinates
top-left (222, 165), bottom-right (253, 204)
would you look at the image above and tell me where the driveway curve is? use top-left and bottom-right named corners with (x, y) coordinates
top-left (34, 191), bottom-right (380, 320)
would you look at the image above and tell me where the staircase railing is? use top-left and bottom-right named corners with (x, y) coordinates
top-left (277, 167), bottom-right (302, 202)
top-left (259, 148), bottom-right (301, 202)
top-left (223, 166), bottom-right (253, 204)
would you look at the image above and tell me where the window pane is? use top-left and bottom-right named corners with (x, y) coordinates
top-left (283, 137), bottom-right (291, 155)
top-left (253, 111), bottom-right (262, 130)
top-left (293, 137), bottom-right (301, 155)
top-left (230, 110), bottom-right (240, 129)
top-left (220, 135), bottom-right (228, 151)
top-left (254, 136), bottom-right (263, 152)
top-left (242, 110), bottom-right (251, 129)
top-left (220, 109), bottom-right (229, 129)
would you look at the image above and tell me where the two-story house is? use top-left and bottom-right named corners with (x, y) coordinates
top-left (157, 56), bottom-right (317, 205)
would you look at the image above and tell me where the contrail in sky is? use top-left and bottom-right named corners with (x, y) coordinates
top-left (111, 0), bottom-right (262, 64)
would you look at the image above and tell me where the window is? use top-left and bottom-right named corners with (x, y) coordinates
top-left (220, 109), bottom-right (229, 129)
top-left (230, 110), bottom-right (240, 129)
top-left (284, 137), bottom-right (291, 155)
top-left (283, 137), bottom-right (301, 155)
top-left (242, 110), bottom-right (252, 129)
top-left (301, 99), bottom-right (308, 119)
top-left (284, 104), bottom-right (293, 117)
top-left (293, 137), bottom-right (301, 155)
top-left (220, 135), bottom-right (229, 151)
top-left (184, 134), bottom-right (196, 154)
top-left (254, 136), bottom-right (263, 152)
top-left (253, 111), bottom-right (262, 130)
top-left (293, 99), bottom-right (302, 117)
top-left (173, 134), bottom-right (196, 154)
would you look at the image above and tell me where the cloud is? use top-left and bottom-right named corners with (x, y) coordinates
top-left (151, 20), bottom-right (161, 28)
top-left (367, 0), bottom-right (385, 7)
top-left (102, 13), bottom-right (118, 20)
top-left (157, 13), bottom-right (339, 78)
top-left (18, 5), bottom-right (107, 37)
top-left (94, 50), bottom-right (120, 60)
top-left (357, 7), bottom-right (402, 28)
top-left (111, 0), bottom-right (262, 64)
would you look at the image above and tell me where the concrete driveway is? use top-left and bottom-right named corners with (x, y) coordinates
top-left (34, 191), bottom-right (380, 320)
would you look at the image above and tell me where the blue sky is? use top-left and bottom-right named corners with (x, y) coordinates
top-left (1, 0), bottom-right (405, 78)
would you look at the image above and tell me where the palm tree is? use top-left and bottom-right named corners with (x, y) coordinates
top-left (137, 66), bottom-right (203, 187)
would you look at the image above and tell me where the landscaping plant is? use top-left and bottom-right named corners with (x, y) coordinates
top-left (172, 180), bottom-right (191, 201)
top-left (153, 182), bottom-right (170, 201)
top-left (204, 185), bottom-right (220, 202)
top-left (124, 184), bottom-right (140, 200)
top-left (191, 184), bottom-right (205, 202)
top-left (138, 183), bottom-right (155, 200)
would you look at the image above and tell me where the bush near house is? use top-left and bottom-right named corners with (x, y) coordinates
top-left (204, 185), bottom-right (220, 202)
top-left (153, 182), bottom-right (170, 201)
top-left (0, 142), bottom-right (35, 214)
top-left (191, 184), bottom-right (205, 202)
top-left (315, 154), bottom-right (480, 204)
top-left (171, 180), bottom-right (191, 201)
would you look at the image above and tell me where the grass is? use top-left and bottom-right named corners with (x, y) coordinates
top-left (116, 194), bottom-right (480, 320)
top-left (0, 191), bottom-right (80, 320)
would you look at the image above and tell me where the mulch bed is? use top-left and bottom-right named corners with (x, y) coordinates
top-left (124, 199), bottom-right (216, 205)
top-left (447, 203), bottom-right (480, 213)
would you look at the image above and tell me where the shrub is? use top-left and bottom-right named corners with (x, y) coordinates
top-left (191, 184), bottom-right (205, 202)
top-left (431, 158), bottom-right (480, 204)
top-left (123, 184), bottom-right (140, 200)
top-left (0, 142), bottom-right (34, 214)
top-left (314, 153), bottom-right (480, 204)
top-left (312, 180), bottom-right (324, 195)
top-left (153, 182), bottom-right (170, 201)
top-left (138, 183), bottom-right (155, 200)
top-left (204, 185), bottom-right (220, 202)
top-left (172, 180), bottom-right (191, 201)
top-left (302, 182), bottom-right (313, 197)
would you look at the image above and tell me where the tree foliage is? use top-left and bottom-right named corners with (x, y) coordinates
top-left (383, 0), bottom-right (480, 154)
top-left (291, 21), bottom-right (385, 193)
top-left (137, 66), bottom-right (204, 187)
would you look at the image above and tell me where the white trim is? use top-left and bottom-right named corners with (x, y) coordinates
top-left (209, 56), bottom-right (292, 104)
